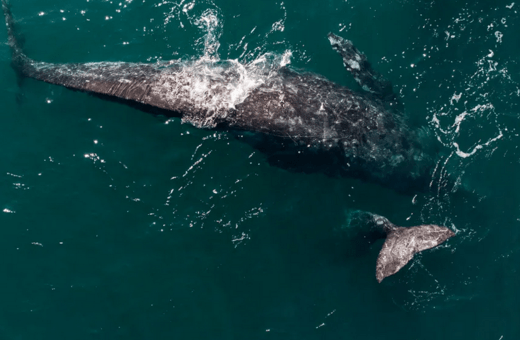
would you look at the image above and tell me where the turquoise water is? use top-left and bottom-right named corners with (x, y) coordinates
top-left (1, 0), bottom-right (520, 338)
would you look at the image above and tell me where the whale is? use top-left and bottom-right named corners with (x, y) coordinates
top-left (2, 0), bottom-right (455, 282)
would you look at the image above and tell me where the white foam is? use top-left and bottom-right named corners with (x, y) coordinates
top-left (280, 50), bottom-right (292, 67)
top-left (450, 92), bottom-right (462, 105)
top-left (150, 53), bottom-right (290, 126)
top-left (495, 31), bottom-right (504, 43)
top-left (453, 130), bottom-right (503, 158)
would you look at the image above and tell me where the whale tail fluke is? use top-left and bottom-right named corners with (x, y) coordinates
top-left (2, 0), bottom-right (31, 74)
top-left (3, 1), bottom-right (22, 57)
top-left (373, 215), bottom-right (455, 283)
top-left (342, 212), bottom-right (455, 282)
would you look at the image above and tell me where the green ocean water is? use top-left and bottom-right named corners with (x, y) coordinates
top-left (1, 0), bottom-right (520, 338)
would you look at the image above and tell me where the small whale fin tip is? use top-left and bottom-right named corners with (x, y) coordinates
top-left (327, 33), bottom-right (396, 102)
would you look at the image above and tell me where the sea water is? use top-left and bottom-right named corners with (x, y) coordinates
top-left (0, 0), bottom-right (519, 338)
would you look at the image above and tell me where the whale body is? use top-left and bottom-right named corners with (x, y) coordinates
top-left (2, 1), bottom-right (454, 282)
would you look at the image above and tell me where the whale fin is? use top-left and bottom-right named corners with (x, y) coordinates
top-left (374, 216), bottom-right (455, 282)
top-left (327, 33), bottom-right (395, 102)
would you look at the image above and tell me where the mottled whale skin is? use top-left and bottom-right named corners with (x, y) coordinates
top-left (2, 1), bottom-right (454, 282)
top-left (357, 213), bottom-right (455, 283)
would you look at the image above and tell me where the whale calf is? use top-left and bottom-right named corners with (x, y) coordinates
top-left (2, 1), bottom-right (455, 282)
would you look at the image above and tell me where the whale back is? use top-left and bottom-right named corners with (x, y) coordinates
top-left (2, 0), bottom-right (433, 192)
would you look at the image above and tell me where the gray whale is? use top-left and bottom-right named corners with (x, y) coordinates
top-left (2, 0), bottom-right (454, 282)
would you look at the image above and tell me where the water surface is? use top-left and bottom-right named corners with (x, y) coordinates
top-left (1, 0), bottom-right (519, 338)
